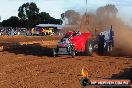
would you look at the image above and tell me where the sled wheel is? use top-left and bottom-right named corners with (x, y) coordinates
top-left (71, 46), bottom-right (75, 58)
top-left (85, 40), bottom-right (93, 56)
top-left (52, 49), bottom-right (56, 57)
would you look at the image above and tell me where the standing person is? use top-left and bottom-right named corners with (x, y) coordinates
top-left (42, 28), bottom-right (45, 36)
top-left (98, 34), bottom-right (105, 55)
top-left (17, 31), bottom-right (20, 35)
top-left (0, 31), bottom-right (1, 36)
top-left (31, 28), bottom-right (35, 36)
top-left (10, 28), bottom-right (13, 36)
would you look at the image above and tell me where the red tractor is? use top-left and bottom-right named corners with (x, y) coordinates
top-left (52, 31), bottom-right (94, 58)
top-left (52, 25), bottom-right (114, 58)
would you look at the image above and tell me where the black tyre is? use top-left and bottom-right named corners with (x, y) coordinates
top-left (52, 49), bottom-right (56, 57)
top-left (71, 50), bottom-right (75, 58)
top-left (85, 40), bottom-right (93, 56)
top-left (70, 46), bottom-right (75, 58)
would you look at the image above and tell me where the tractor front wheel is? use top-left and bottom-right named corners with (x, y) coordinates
top-left (70, 45), bottom-right (75, 58)
top-left (71, 50), bottom-right (75, 58)
top-left (52, 49), bottom-right (56, 57)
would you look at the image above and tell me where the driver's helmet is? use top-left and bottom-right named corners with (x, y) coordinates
top-left (74, 31), bottom-right (80, 36)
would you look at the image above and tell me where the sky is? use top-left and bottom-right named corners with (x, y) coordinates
top-left (0, 0), bottom-right (132, 25)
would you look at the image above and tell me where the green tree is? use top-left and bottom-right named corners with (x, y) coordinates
top-left (38, 12), bottom-right (51, 24)
top-left (18, 2), bottom-right (39, 27)
top-left (0, 22), bottom-right (2, 27)
top-left (38, 12), bottom-right (63, 24)
top-left (53, 19), bottom-right (63, 24)
top-left (2, 20), bottom-right (8, 27)
top-left (19, 19), bottom-right (29, 28)
top-left (2, 16), bottom-right (20, 28)
top-left (9, 16), bottom-right (20, 28)
top-left (18, 2), bottom-right (63, 27)
top-left (39, 12), bottom-right (51, 21)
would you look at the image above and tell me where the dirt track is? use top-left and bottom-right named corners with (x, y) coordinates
top-left (0, 36), bottom-right (132, 88)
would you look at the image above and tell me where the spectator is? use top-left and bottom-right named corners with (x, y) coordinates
top-left (42, 28), bottom-right (45, 36)
top-left (31, 28), bottom-right (35, 35)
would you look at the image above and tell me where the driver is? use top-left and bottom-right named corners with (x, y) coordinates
top-left (61, 32), bottom-right (73, 42)
top-left (73, 31), bottom-right (81, 36)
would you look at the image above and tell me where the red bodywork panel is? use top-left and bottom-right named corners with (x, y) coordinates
top-left (65, 31), bottom-right (73, 35)
top-left (69, 32), bottom-right (90, 52)
top-left (58, 31), bottom-right (90, 52)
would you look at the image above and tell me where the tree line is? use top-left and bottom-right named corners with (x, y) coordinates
top-left (0, 2), bottom-right (119, 29)
top-left (1, 2), bottom-right (63, 28)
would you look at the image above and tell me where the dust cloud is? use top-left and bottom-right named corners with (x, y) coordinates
top-left (79, 4), bottom-right (132, 56)
top-left (64, 4), bottom-right (132, 56)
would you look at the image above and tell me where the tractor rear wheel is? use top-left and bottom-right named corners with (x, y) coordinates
top-left (85, 40), bottom-right (93, 56)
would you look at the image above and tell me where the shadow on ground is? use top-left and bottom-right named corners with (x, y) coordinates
top-left (3, 43), bottom-right (55, 57)
top-left (101, 66), bottom-right (132, 88)
top-left (110, 48), bottom-right (132, 58)
top-left (111, 66), bottom-right (132, 82)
